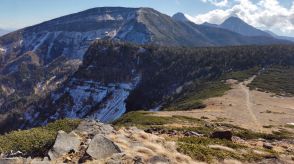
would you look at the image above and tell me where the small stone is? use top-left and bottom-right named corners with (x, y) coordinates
top-left (263, 142), bottom-right (273, 149)
top-left (208, 145), bottom-right (235, 153)
top-left (42, 157), bottom-right (49, 161)
top-left (184, 131), bottom-right (204, 137)
top-left (148, 156), bottom-right (170, 164)
top-left (133, 156), bottom-right (144, 164)
top-left (211, 130), bottom-right (233, 140)
top-left (81, 145), bottom-right (88, 150)
top-left (85, 139), bottom-right (92, 145)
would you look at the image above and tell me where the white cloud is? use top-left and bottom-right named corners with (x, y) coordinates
top-left (201, 0), bottom-right (229, 7)
top-left (188, 0), bottom-right (294, 36)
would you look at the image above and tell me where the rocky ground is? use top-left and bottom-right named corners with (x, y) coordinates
top-left (0, 120), bottom-right (195, 164)
top-left (0, 119), bottom-right (293, 164)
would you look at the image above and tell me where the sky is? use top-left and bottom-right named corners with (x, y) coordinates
top-left (0, 0), bottom-right (294, 36)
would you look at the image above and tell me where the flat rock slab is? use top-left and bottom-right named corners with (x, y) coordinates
top-left (86, 134), bottom-right (121, 160)
top-left (48, 130), bottom-right (81, 160)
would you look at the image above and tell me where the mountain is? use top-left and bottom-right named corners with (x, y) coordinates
top-left (0, 28), bottom-right (11, 36)
top-left (265, 30), bottom-right (294, 42)
top-left (0, 7), bottom-right (292, 132)
top-left (219, 16), bottom-right (271, 37)
top-left (201, 22), bottom-right (219, 28)
top-left (172, 12), bottom-right (190, 22)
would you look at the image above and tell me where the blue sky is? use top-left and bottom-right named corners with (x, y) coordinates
top-left (0, 0), bottom-right (294, 36)
top-left (0, 0), bottom-right (213, 29)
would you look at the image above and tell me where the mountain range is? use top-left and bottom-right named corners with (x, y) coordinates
top-left (0, 7), bottom-right (293, 133)
top-left (180, 13), bottom-right (294, 42)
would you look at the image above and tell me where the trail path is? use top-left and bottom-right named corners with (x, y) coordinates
top-left (239, 76), bottom-right (263, 132)
top-left (152, 75), bottom-right (294, 133)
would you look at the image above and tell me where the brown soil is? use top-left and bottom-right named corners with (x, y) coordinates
top-left (153, 77), bottom-right (294, 133)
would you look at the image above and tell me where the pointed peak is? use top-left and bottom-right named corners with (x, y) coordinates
top-left (222, 16), bottom-right (245, 24)
top-left (172, 12), bottom-right (190, 22)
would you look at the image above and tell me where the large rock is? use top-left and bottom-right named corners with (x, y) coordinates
top-left (211, 130), bottom-right (233, 140)
top-left (48, 130), bottom-right (81, 160)
top-left (86, 134), bottom-right (121, 160)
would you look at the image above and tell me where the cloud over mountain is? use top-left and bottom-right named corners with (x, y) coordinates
top-left (189, 0), bottom-right (294, 36)
top-left (201, 0), bottom-right (229, 7)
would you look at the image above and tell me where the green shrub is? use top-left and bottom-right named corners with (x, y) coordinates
top-left (177, 137), bottom-right (262, 163)
top-left (113, 111), bottom-right (174, 128)
top-left (223, 67), bottom-right (260, 81)
top-left (165, 81), bottom-right (230, 111)
top-left (0, 119), bottom-right (80, 157)
top-left (249, 66), bottom-right (294, 96)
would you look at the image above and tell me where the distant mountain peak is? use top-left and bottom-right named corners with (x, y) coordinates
top-left (222, 16), bottom-right (246, 25)
top-left (172, 12), bottom-right (190, 22)
top-left (201, 22), bottom-right (219, 28)
top-left (220, 16), bottom-right (271, 37)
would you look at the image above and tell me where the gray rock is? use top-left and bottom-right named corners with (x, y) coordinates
top-left (263, 142), bottom-right (273, 149)
top-left (211, 130), bottom-right (233, 140)
top-left (106, 153), bottom-right (132, 164)
top-left (48, 130), bottom-right (81, 160)
top-left (148, 156), bottom-right (170, 164)
top-left (75, 120), bottom-right (114, 136)
top-left (86, 134), bottom-right (121, 160)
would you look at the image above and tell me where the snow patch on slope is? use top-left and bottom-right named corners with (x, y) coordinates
top-left (41, 75), bottom-right (141, 124)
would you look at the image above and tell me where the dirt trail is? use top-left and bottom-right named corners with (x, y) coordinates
top-left (240, 76), bottom-right (263, 132)
top-left (153, 76), bottom-right (294, 133)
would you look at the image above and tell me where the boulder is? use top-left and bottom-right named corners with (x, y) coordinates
top-left (86, 134), bottom-right (121, 160)
top-left (48, 130), bottom-right (81, 160)
top-left (211, 130), bottom-right (233, 140)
